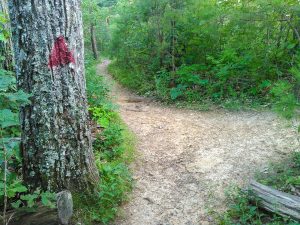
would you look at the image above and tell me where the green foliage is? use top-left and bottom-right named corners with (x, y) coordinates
top-left (0, 49), bottom-right (31, 214)
top-left (94, 123), bottom-right (124, 160)
top-left (98, 0), bottom-right (118, 8)
top-left (18, 190), bottom-right (56, 209)
top-left (90, 106), bottom-right (118, 128)
top-left (271, 81), bottom-right (297, 119)
top-left (216, 188), bottom-right (298, 225)
top-left (108, 62), bottom-right (155, 95)
top-left (106, 0), bottom-right (300, 110)
top-left (170, 84), bottom-right (186, 100)
top-left (82, 0), bottom-right (114, 56)
top-left (257, 152), bottom-right (300, 195)
top-left (155, 70), bottom-right (172, 100)
top-left (95, 161), bottom-right (132, 224)
top-left (74, 58), bottom-right (135, 224)
top-left (85, 58), bottom-right (111, 107)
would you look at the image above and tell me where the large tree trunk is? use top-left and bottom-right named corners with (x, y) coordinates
top-left (90, 23), bottom-right (98, 60)
top-left (8, 0), bottom-right (99, 192)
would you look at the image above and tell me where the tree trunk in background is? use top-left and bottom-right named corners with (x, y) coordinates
top-left (171, 19), bottom-right (176, 72)
top-left (90, 23), bottom-right (98, 60)
top-left (8, 0), bottom-right (99, 192)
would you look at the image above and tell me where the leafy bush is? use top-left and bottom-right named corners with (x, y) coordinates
top-left (85, 57), bottom-right (111, 107)
top-left (271, 81), bottom-right (297, 119)
top-left (155, 70), bottom-right (172, 101)
top-left (107, 0), bottom-right (300, 109)
top-left (96, 161), bottom-right (132, 223)
top-left (108, 61), bottom-right (155, 95)
top-left (74, 59), bottom-right (135, 224)
top-left (90, 106), bottom-right (118, 129)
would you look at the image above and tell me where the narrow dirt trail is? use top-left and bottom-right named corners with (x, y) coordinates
top-left (98, 60), bottom-right (299, 225)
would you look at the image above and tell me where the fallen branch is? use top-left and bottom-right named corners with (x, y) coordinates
top-left (250, 180), bottom-right (300, 221)
top-left (8, 190), bottom-right (73, 225)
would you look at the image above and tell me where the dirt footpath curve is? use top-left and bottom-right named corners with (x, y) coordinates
top-left (98, 60), bottom-right (299, 225)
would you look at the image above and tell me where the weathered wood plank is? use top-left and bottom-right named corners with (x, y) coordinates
top-left (7, 191), bottom-right (73, 225)
top-left (250, 180), bottom-right (300, 220)
top-left (8, 207), bottom-right (59, 225)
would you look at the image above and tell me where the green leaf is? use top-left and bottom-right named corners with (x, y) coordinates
top-left (198, 79), bottom-right (209, 85)
top-left (11, 200), bottom-right (23, 209)
top-left (99, 117), bottom-right (110, 128)
top-left (286, 176), bottom-right (300, 186)
top-left (11, 184), bottom-right (28, 193)
top-left (0, 74), bottom-right (15, 91)
top-left (170, 84), bottom-right (186, 100)
top-left (1, 138), bottom-right (20, 150)
top-left (287, 43), bottom-right (296, 50)
top-left (0, 33), bottom-right (6, 42)
top-left (0, 109), bottom-right (19, 128)
top-left (41, 192), bottom-right (56, 208)
top-left (4, 90), bottom-right (31, 104)
top-left (7, 181), bottom-right (28, 198)
top-left (0, 14), bottom-right (7, 23)
top-left (21, 193), bottom-right (39, 208)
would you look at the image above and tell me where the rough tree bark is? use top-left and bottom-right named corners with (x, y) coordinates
top-left (8, 0), bottom-right (99, 192)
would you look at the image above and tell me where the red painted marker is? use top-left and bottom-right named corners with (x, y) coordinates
top-left (48, 36), bottom-right (75, 68)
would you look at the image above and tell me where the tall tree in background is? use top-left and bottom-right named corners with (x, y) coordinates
top-left (8, 0), bottom-right (99, 192)
top-left (90, 23), bottom-right (99, 60)
top-left (83, 0), bottom-right (100, 59)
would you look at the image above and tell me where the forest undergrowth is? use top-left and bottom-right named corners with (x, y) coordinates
top-left (1, 0), bottom-right (300, 224)
top-left (101, 1), bottom-right (300, 223)
top-left (107, 0), bottom-right (300, 117)
top-left (73, 56), bottom-right (136, 225)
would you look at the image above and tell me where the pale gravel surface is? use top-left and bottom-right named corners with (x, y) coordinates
top-left (98, 60), bottom-right (299, 225)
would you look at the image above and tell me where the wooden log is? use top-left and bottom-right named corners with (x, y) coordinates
top-left (8, 207), bottom-right (59, 225)
top-left (7, 191), bottom-right (73, 225)
top-left (250, 180), bottom-right (300, 221)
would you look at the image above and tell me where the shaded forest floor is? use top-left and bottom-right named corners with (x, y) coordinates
top-left (97, 60), bottom-right (299, 225)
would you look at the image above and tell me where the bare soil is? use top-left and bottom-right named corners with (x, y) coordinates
top-left (98, 60), bottom-right (299, 225)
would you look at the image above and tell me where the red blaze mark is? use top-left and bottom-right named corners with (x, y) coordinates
top-left (48, 36), bottom-right (75, 68)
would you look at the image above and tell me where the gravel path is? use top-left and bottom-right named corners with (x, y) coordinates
top-left (98, 60), bottom-right (299, 225)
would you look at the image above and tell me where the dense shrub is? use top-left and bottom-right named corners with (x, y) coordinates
top-left (108, 0), bottom-right (300, 111)
top-left (74, 59), bottom-right (135, 225)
